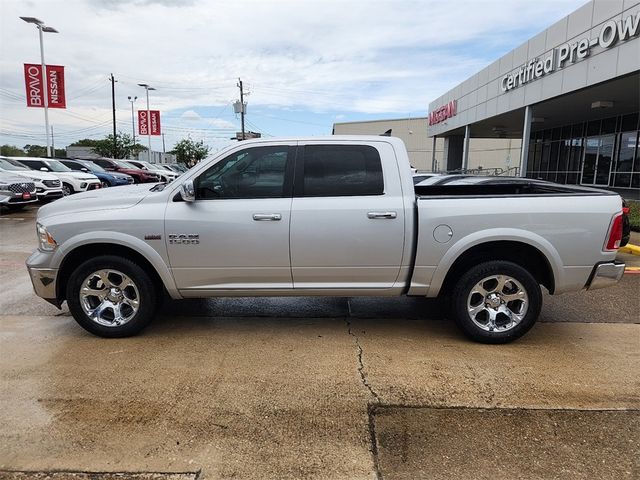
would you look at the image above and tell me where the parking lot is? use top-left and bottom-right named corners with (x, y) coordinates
top-left (1, 204), bottom-right (639, 479)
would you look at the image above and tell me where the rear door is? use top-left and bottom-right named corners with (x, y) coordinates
top-left (289, 141), bottom-right (405, 290)
top-left (165, 143), bottom-right (296, 293)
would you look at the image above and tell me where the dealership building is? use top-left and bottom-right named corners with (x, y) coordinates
top-left (335, 0), bottom-right (640, 194)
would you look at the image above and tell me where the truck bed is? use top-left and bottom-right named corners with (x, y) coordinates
top-left (414, 176), bottom-right (616, 198)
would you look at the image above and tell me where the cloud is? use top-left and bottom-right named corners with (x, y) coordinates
top-left (180, 110), bottom-right (202, 121)
top-left (85, 0), bottom-right (198, 10)
top-left (0, 0), bottom-right (587, 149)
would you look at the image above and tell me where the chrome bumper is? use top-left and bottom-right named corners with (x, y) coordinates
top-left (27, 266), bottom-right (61, 307)
top-left (587, 261), bottom-right (625, 290)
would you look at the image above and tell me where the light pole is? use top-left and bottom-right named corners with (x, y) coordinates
top-left (127, 96), bottom-right (137, 146)
top-left (138, 83), bottom-right (155, 162)
top-left (20, 16), bottom-right (58, 158)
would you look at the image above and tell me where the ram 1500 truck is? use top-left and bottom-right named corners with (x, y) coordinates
top-left (26, 136), bottom-right (626, 343)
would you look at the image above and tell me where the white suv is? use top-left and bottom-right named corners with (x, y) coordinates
top-left (0, 156), bottom-right (63, 201)
top-left (13, 157), bottom-right (101, 196)
top-left (128, 160), bottom-right (179, 183)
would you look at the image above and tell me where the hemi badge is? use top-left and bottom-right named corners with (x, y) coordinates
top-left (144, 234), bottom-right (162, 240)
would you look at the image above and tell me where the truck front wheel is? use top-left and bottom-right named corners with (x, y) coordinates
top-left (66, 255), bottom-right (158, 337)
top-left (449, 260), bottom-right (542, 344)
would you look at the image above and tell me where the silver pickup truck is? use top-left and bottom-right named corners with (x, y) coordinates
top-left (26, 136), bottom-right (626, 343)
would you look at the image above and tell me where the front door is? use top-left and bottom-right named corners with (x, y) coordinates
top-left (581, 135), bottom-right (615, 186)
top-left (289, 142), bottom-right (406, 291)
top-left (165, 144), bottom-right (295, 293)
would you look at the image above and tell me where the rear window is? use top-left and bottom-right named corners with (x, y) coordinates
top-left (300, 145), bottom-right (383, 197)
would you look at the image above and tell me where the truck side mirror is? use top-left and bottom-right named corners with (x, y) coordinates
top-left (40, 167), bottom-right (49, 172)
top-left (180, 180), bottom-right (195, 202)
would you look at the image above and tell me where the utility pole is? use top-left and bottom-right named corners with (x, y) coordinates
top-left (51, 126), bottom-right (54, 156)
top-left (162, 133), bottom-right (166, 153)
top-left (110, 73), bottom-right (117, 157)
top-left (237, 78), bottom-right (245, 140)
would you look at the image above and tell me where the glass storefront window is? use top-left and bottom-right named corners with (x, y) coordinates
top-left (614, 131), bottom-right (638, 188)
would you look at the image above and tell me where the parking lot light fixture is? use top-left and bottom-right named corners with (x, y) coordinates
top-left (20, 15), bottom-right (59, 158)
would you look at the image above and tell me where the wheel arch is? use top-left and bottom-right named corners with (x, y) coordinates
top-left (55, 239), bottom-right (179, 304)
top-left (431, 237), bottom-right (558, 298)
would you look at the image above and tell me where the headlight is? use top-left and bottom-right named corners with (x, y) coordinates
top-left (36, 223), bottom-right (57, 252)
top-left (0, 183), bottom-right (9, 190)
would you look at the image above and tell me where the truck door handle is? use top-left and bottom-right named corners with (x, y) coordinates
top-left (367, 211), bottom-right (397, 219)
top-left (253, 213), bottom-right (282, 221)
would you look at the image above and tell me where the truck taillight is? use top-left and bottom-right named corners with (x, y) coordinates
top-left (604, 213), bottom-right (623, 251)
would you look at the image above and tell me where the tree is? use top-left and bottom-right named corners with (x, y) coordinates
top-left (170, 137), bottom-right (210, 167)
top-left (0, 145), bottom-right (25, 156)
top-left (24, 144), bottom-right (47, 157)
top-left (69, 133), bottom-right (146, 159)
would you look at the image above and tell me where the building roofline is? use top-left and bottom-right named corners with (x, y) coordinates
top-left (333, 116), bottom-right (427, 127)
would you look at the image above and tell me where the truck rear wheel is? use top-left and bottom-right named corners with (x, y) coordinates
top-left (449, 260), bottom-right (542, 344)
top-left (66, 255), bottom-right (158, 337)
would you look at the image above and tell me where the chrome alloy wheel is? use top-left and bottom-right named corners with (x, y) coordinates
top-left (79, 269), bottom-right (140, 327)
top-left (466, 275), bottom-right (528, 332)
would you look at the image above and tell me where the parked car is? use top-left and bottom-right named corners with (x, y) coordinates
top-left (0, 156), bottom-right (63, 202)
top-left (126, 160), bottom-right (179, 183)
top-left (27, 136), bottom-right (626, 343)
top-left (88, 158), bottom-right (159, 184)
top-left (14, 157), bottom-right (101, 196)
top-left (60, 159), bottom-right (133, 188)
top-left (156, 164), bottom-right (184, 176)
top-left (0, 171), bottom-right (37, 211)
top-left (165, 163), bottom-right (188, 173)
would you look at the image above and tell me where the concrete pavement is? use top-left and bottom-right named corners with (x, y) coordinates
top-left (1, 205), bottom-right (638, 479)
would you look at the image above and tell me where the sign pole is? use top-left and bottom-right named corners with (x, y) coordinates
top-left (38, 25), bottom-right (51, 157)
top-left (145, 87), bottom-right (151, 162)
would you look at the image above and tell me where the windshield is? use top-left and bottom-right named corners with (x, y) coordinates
top-left (0, 158), bottom-right (28, 171)
top-left (115, 160), bottom-right (137, 169)
top-left (44, 160), bottom-right (72, 172)
top-left (79, 161), bottom-right (105, 172)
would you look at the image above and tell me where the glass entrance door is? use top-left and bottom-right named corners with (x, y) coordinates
top-left (581, 135), bottom-right (614, 186)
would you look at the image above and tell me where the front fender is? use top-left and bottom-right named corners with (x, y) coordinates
top-left (51, 231), bottom-right (180, 299)
top-left (426, 228), bottom-right (562, 298)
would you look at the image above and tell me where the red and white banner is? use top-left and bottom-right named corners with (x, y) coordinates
top-left (138, 110), bottom-right (161, 136)
top-left (23, 63), bottom-right (66, 109)
top-left (24, 64), bottom-right (44, 107)
top-left (46, 65), bottom-right (66, 108)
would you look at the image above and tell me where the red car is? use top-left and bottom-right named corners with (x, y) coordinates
top-left (89, 158), bottom-right (160, 184)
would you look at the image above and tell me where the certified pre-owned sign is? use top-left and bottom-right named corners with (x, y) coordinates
top-left (501, 11), bottom-right (640, 93)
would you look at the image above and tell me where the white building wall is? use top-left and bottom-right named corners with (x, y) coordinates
top-left (333, 118), bottom-right (519, 172)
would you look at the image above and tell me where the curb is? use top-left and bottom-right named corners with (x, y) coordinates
top-left (619, 243), bottom-right (640, 255)
top-left (624, 267), bottom-right (640, 275)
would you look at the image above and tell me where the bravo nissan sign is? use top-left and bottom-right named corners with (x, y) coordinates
top-left (23, 64), bottom-right (66, 108)
top-left (501, 10), bottom-right (640, 93)
top-left (138, 110), bottom-right (161, 135)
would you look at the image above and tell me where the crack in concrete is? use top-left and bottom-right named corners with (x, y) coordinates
top-left (346, 317), bottom-right (383, 480)
top-left (346, 318), bottom-right (381, 404)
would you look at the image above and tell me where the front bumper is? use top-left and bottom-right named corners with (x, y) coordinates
top-left (37, 189), bottom-right (64, 200)
top-left (26, 250), bottom-right (61, 307)
top-left (586, 261), bottom-right (625, 290)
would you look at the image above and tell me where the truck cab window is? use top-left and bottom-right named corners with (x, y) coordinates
top-left (300, 145), bottom-right (383, 196)
top-left (195, 146), bottom-right (290, 199)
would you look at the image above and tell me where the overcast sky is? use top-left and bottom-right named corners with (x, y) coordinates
top-left (0, 0), bottom-right (586, 154)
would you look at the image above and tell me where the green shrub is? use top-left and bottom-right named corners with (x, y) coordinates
top-left (627, 200), bottom-right (640, 232)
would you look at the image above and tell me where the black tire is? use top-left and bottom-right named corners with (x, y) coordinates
top-left (62, 183), bottom-right (73, 196)
top-left (449, 260), bottom-right (542, 344)
top-left (101, 180), bottom-right (111, 188)
top-left (66, 255), bottom-right (158, 338)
